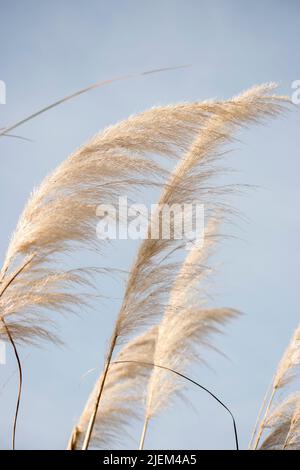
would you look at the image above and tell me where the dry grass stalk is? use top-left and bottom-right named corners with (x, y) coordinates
top-left (67, 327), bottom-right (158, 450)
top-left (0, 65), bottom-right (188, 138)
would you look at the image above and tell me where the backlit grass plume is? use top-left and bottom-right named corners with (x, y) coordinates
top-left (251, 324), bottom-right (300, 449)
top-left (1, 100), bottom-right (234, 344)
top-left (79, 84), bottom-right (289, 449)
top-left (2, 91), bottom-right (273, 450)
top-left (1, 97), bottom-right (242, 449)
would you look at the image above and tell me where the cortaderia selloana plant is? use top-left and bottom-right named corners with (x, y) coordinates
top-left (68, 84), bottom-right (289, 450)
top-left (0, 80), bottom-right (292, 450)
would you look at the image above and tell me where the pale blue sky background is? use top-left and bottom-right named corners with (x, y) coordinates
top-left (0, 0), bottom-right (299, 450)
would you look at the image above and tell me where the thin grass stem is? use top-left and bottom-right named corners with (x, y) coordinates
top-left (113, 360), bottom-right (239, 451)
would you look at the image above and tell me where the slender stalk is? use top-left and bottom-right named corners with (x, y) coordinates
top-left (0, 256), bottom-right (34, 297)
top-left (282, 403), bottom-right (299, 450)
top-left (253, 387), bottom-right (276, 450)
top-left (81, 335), bottom-right (117, 450)
top-left (282, 417), bottom-right (295, 450)
top-left (1, 319), bottom-right (22, 450)
top-left (139, 417), bottom-right (149, 450)
top-left (68, 358), bottom-right (239, 450)
top-left (113, 360), bottom-right (239, 451)
top-left (0, 256), bottom-right (34, 450)
top-left (248, 378), bottom-right (274, 449)
top-left (0, 65), bottom-right (188, 137)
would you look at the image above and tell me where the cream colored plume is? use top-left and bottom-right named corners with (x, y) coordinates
top-left (68, 327), bottom-right (158, 450)
top-left (114, 84), bottom-right (288, 346)
top-left (79, 84), bottom-right (289, 449)
top-left (1, 99), bottom-right (238, 344)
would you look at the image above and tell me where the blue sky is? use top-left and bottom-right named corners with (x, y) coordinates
top-left (0, 0), bottom-right (299, 449)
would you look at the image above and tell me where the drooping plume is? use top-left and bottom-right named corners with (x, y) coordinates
top-left (1, 99), bottom-right (234, 344)
top-left (79, 85), bottom-right (289, 449)
top-left (113, 84), bottom-right (287, 346)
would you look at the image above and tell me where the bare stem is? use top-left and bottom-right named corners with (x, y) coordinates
top-left (0, 256), bottom-right (34, 450)
top-left (253, 388), bottom-right (276, 450)
top-left (139, 417), bottom-right (149, 450)
top-left (113, 360), bottom-right (239, 451)
top-left (81, 335), bottom-right (117, 450)
top-left (1, 319), bottom-right (22, 450)
top-left (0, 65), bottom-right (188, 138)
top-left (249, 377), bottom-right (274, 449)
top-left (68, 357), bottom-right (239, 451)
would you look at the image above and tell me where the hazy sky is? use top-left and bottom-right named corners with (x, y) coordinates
top-left (0, 0), bottom-right (299, 450)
